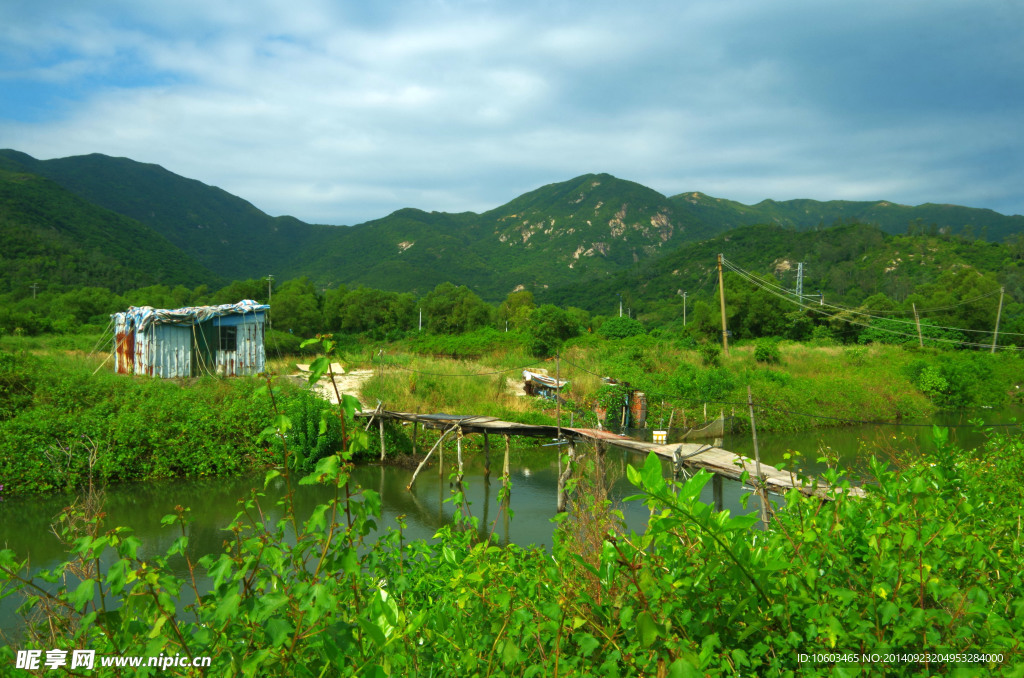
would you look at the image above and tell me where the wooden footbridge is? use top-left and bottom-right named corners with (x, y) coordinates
top-left (356, 409), bottom-right (864, 510)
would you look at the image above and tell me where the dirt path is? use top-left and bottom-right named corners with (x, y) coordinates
top-left (294, 364), bottom-right (375, 405)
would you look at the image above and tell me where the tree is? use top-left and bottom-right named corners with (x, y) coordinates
top-left (422, 283), bottom-right (492, 334)
top-left (528, 304), bottom-right (580, 356)
top-left (271, 278), bottom-right (321, 336)
top-left (498, 290), bottom-right (536, 331)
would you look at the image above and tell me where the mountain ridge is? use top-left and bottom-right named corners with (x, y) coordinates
top-left (2, 149), bottom-right (1022, 304)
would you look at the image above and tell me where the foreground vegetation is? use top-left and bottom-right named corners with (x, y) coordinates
top-left (3, 323), bottom-right (1022, 497)
top-left (1, 358), bottom-right (1022, 674)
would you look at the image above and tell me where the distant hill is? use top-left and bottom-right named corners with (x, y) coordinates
top-left (541, 221), bottom-right (1019, 322)
top-left (668, 191), bottom-right (1024, 241)
top-left (0, 168), bottom-right (219, 294)
top-left (2, 149), bottom-right (1022, 305)
top-left (0, 150), bottom-right (337, 281)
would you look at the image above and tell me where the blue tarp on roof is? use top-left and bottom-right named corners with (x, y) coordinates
top-left (113, 300), bottom-right (269, 332)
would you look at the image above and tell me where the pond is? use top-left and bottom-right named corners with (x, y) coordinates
top-left (3, 406), bottom-right (1016, 639)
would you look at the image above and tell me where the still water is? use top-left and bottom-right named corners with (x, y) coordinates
top-left (0, 444), bottom-right (756, 638)
top-left (2, 409), bottom-right (1016, 638)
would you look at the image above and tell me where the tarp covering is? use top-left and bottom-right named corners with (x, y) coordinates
top-left (113, 300), bottom-right (268, 332)
top-left (522, 370), bottom-right (568, 390)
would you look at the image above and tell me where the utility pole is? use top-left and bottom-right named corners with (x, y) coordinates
top-left (618, 293), bottom-right (623, 318)
top-left (717, 254), bottom-right (729, 355)
top-left (912, 303), bottom-right (923, 348)
top-left (683, 291), bottom-right (687, 327)
top-left (992, 286), bottom-right (1005, 353)
top-left (266, 275), bottom-right (274, 329)
top-left (795, 262), bottom-right (805, 298)
top-left (30, 283), bottom-right (39, 299)
top-left (419, 307), bottom-right (422, 331)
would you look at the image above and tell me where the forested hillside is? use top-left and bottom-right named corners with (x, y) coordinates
top-left (0, 169), bottom-right (218, 294)
top-left (2, 149), bottom-right (1024, 310)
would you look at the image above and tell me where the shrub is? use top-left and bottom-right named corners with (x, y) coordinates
top-left (753, 338), bottom-right (781, 364)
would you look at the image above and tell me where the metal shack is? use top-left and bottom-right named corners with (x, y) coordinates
top-left (112, 300), bottom-right (269, 378)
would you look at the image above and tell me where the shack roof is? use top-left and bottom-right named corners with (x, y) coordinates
top-left (113, 299), bottom-right (269, 332)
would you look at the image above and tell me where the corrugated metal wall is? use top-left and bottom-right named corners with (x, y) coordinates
top-left (215, 319), bottom-right (265, 376)
top-left (112, 312), bottom-right (265, 378)
top-left (144, 325), bottom-right (193, 378)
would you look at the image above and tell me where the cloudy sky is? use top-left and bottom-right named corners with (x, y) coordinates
top-left (1, 0), bottom-right (1021, 225)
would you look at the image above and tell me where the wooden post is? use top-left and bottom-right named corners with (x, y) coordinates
top-left (712, 474), bottom-right (724, 512)
top-left (502, 433), bottom-right (511, 496)
top-left (483, 431), bottom-right (491, 481)
top-left (555, 350), bottom-right (562, 438)
top-left (379, 417), bottom-right (386, 461)
top-left (412, 420), bottom-right (419, 456)
top-left (717, 253), bottom-right (729, 355)
top-left (557, 440), bottom-right (576, 512)
top-left (912, 303), bottom-right (923, 348)
top-left (407, 426), bottom-right (456, 490)
top-left (456, 427), bottom-right (464, 485)
top-left (992, 286), bottom-right (1005, 353)
top-left (746, 386), bottom-right (769, 526)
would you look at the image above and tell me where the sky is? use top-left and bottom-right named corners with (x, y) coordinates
top-left (1, 0), bottom-right (1022, 225)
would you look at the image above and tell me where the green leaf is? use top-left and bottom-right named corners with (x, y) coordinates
top-left (358, 618), bottom-right (387, 648)
top-left (263, 469), bottom-right (282, 489)
top-left (641, 453), bottom-right (665, 492)
top-left (637, 610), bottom-right (660, 647)
top-left (307, 356), bottom-right (331, 386)
top-left (265, 618), bottom-right (293, 647)
top-left (69, 579), bottom-right (95, 612)
top-left (626, 463), bottom-right (642, 487)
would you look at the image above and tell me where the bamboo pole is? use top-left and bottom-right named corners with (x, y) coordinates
top-left (407, 425), bottom-right (456, 490)
top-left (747, 386), bottom-right (769, 526)
top-left (502, 433), bottom-right (511, 496)
top-left (913, 303), bottom-right (923, 348)
top-left (483, 431), bottom-right (491, 481)
top-left (456, 427), bottom-right (464, 485)
top-left (992, 286), bottom-right (1005, 353)
top-left (556, 440), bottom-right (576, 512)
top-left (717, 253), bottom-right (729, 355)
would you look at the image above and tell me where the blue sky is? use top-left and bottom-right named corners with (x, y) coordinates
top-left (1, 0), bottom-right (1021, 225)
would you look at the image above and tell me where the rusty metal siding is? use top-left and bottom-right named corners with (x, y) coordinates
top-left (113, 314), bottom-right (135, 375)
top-left (215, 318), bottom-right (265, 376)
top-left (147, 324), bottom-right (193, 378)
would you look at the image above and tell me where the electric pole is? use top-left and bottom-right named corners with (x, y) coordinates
top-left (266, 275), bottom-right (274, 329)
top-left (796, 262), bottom-right (804, 298)
top-left (717, 254), bottom-right (729, 355)
top-left (683, 291), bottom-right (687, 326)
top-left (992, 286), bottom-right (1005, 353)
top-left (30, 283), bottom-right (39, 299)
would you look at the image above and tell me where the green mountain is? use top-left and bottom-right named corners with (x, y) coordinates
top-left (542, 221), bottom-right (1023, 324)
top-left (669, 191), bottom-right (1024, 241)
top-left (2, 149), bottom-right (1022, 308)
top-left (0, 168), bottom-right (218, 294)
top-left (0, 150), bottom-right (337, 281)
top-left (297, 173), bottom-right (704, 299)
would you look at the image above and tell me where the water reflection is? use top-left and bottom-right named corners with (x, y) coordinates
top-left (0, 442), bottom-right (761, 638)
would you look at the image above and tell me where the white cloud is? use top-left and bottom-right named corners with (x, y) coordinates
top-left (1, 0), bottom-right (1022, 222)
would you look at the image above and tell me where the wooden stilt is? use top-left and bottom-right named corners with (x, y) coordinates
top-left (557, 440), bottom-right (576, 512)
top-left (412, 420), bottom-right (418, 456)
top-left (408, 426), bottom-right (455, 490)
top-left (502, 433), bottom-right (511, 494)
top-left (483, 431), bottom-right (491, 481)
top-left (713, 474), bottom-right (724, 513)
top-left (379, 417), bottom-right (386, 461)
top-left (456, 427), bottom-right (464, 485)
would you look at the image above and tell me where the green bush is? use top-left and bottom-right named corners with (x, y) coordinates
top-left (753, 338), bottom-right (781, 364)
top-left (596, 316), bottom-right (646, 339)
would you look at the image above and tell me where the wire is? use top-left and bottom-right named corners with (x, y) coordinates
top-left (376, 356), bottom-right (549, 378)
top-left (720, 257), bottom-right (1022, 350)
